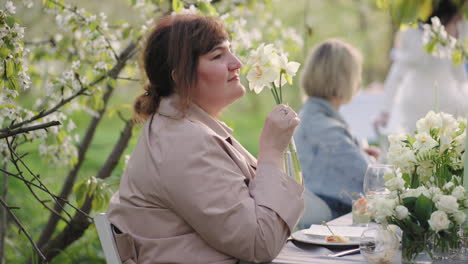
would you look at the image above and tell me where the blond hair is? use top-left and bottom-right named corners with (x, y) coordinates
top-left (300, 39), bottom-right (362, 103)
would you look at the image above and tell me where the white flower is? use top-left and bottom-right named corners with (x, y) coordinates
top-left (246, 64), bottom-right (278, 94)
top-left (5, 1), bottom-right (16, 14)
top-left (451, 186), bottom-right (465, 200)
top-left (395, 205), bottom-right (409, 220)
top-left (413, 132), bottom-right (438, 152)
top-left (401, 188), bottom-right (422, 199)
top-left (416, 111), bottom-right (442, 133)
top-left (247, 43), bottom-right (276, 66)
top-left (66, 120), bottom-right (76, 132)
top-left (443, 182), bottom-right (454, 190)
top-left (388, 133), bottom-right (407, 146)
top-left (274, 52), bottom-right (300, 86)
top-left (428, 211), bottom-right (450, 232)
top-left (370, 198), bottom-right (396, 223)
top-left (436, 195), bottom-right (459, 213)
top-left (431, 17), bottom-right (442, 30)
top-left (385, 176), bottom-right (405, 191)
top-left (453, 133), bottom-right (465, 154)
top-left (439, 112), bottom-right (458, 133)
top-left (452, 211), bottom-right (466, 224)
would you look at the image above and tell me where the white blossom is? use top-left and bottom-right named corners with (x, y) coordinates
top-left (452, 211), bottom-right (466, 224)
top-left (436, 195), bottom-right (459, 213)
top-left (428, 211), bottom-right (450, 232)
top-left (5, 1), bottom-right (16, 14)
top-left (451, 186), bottom-right (465, 200)
top-left (395, 205), bottom-right (409, 220)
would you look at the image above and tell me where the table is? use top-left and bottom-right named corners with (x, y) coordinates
top-left (271, 213), bottom-right (378, 264)
top-left (272, 214), bottom-right (468, 264)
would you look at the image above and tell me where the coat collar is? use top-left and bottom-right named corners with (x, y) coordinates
top-left (157, 94), bottom-right (233, 140)
top-left (305, 96), bottom-right (348, 127)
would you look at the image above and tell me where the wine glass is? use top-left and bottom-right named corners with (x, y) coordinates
top-left (363, 164), bottom-right (395, 199)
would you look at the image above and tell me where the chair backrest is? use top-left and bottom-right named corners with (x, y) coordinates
top-left (94, 213), bottom-right (122, 264)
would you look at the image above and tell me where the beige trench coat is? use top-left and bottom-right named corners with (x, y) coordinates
top-left (107, 95), bottom-right (304, 264)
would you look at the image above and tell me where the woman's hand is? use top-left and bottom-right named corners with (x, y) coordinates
top-left (258, 104), bottom-right (300, 169)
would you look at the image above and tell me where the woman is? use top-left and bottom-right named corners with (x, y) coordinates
top-left (294, 39), bottom-right (378, 220)
top-left (375, 0), bottom-right (468, 132)
top-left (107, 14), bottom-right (304, 264)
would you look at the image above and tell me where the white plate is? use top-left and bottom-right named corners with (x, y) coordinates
top-left (291, 229), bottom-right (360, 247)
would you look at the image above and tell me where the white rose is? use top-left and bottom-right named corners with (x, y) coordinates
top-left (428, 211), bottom-right (450, 232)
top-left (416, 111), bottom-right (442, 133)
top-left (402, 188), bottom-right (422, 199)
top-left (395, 205), bottom-right (409, 220)
top-left (385, 176), bottom-right (405, 191)
top-left (453, 211), bottom-right (466, 225)
top-left (443, 182), bottom-right (454, 190)
top-left (451, 186), bottom-right (465, 200)
top-left (436, 195), bottom-right (459, 213)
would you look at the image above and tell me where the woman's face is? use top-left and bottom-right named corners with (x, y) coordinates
top-left (193, 40), bottom-right (244, 117)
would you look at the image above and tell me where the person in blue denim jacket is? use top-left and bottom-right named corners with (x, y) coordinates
top-left (294, 39), bottom-right (379, 221)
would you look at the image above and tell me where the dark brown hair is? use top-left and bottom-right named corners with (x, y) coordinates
top-left (134, 14), bottom-right (229, 122)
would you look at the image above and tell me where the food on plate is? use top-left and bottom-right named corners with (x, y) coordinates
top-left (325, 234), bottom-right (350, 243)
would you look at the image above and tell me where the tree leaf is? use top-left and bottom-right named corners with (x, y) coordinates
top-left (172, 0), bottom-right (183, 12)
top-left (452, 49), bottom-right (463, 66)
top-left (197, 2), bottom-right (218, 15)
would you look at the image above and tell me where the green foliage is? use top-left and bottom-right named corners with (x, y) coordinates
top-left (414, 194), bottom-right (433, 227)
top-left (73, 176), bottom-right (113, 211)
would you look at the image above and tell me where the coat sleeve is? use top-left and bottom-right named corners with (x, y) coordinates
top-left (158, 129), bottom-right (304, 263)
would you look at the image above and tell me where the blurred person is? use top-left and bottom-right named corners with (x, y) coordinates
top-left (375, 0), bottom-right (468, 133)
top-left (106, 14), bottom-right (305, 264)
top-left (294, 39), bottom-right (379, 220)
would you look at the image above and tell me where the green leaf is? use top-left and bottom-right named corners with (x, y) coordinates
top-left (197, 2), bottom-right (218, 15)
top-left (172, 0), bottom-right (183, 12)
top-left (452, 49), bottom-right (463, 66)
top-left (5, 16), bottom-right (16, 28)
top-left (73, 181), bottom-right (88, 207)
top-left (417, 0), bottom-right (433, 21)
top-left (7, 77), bottom-right (19, 91)
top-left (414, 194), bottom-right (434, 225)
top-left (424, 39), bottom-right (438, 55)
top-left (402, 173), bottom-right (411, 188)
top-left (0, 47), bottom-right (10, 59)
top-left (5, 59), bottom-right (14, 78)
top-left (403, 196), bottom-right (417, 211)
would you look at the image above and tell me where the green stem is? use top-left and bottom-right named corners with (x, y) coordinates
top-left (279, 73), bottom-right (283, 103)
top-left (271, 82), bottom-right (281, 104)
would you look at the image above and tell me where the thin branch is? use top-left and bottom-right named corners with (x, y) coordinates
top-left (0, 197), bottom-right (47, 263)
top-left (0, 88), bottom-right (86, 133)
top-left (0, 121), bottom-right (61, 139)
top-left (115, 76), bottom-right (140, 82)
top-left (0, 40), bottom-right (138, 133)
top-left (5, 144), bottom-right (91, 221)
top-left (24, 38), bottom-right (56, 47)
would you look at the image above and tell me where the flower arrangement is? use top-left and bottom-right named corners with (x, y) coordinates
top-left (245, 43), bottom-right (302, 184)
top-left (369, 111), bottom-right (468, 262)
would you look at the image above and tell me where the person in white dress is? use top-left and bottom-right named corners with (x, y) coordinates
top-left (375, 0), bottom-right (468, 133)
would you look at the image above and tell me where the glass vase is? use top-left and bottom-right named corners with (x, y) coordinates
top-left (401, 232), bottom-right (433, 264)
top-left (283, 138), bottom-right (303, 185)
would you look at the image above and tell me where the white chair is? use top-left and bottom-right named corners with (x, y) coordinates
top-left (94, 213), bottom-right (122, 264)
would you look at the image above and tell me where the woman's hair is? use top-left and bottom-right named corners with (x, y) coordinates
top-left (424, 0), bottom-right (463, 25)
top-left (300, 39), bottom-right (362, 103)
top-left (134, 14), bottom-right (229, 122)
